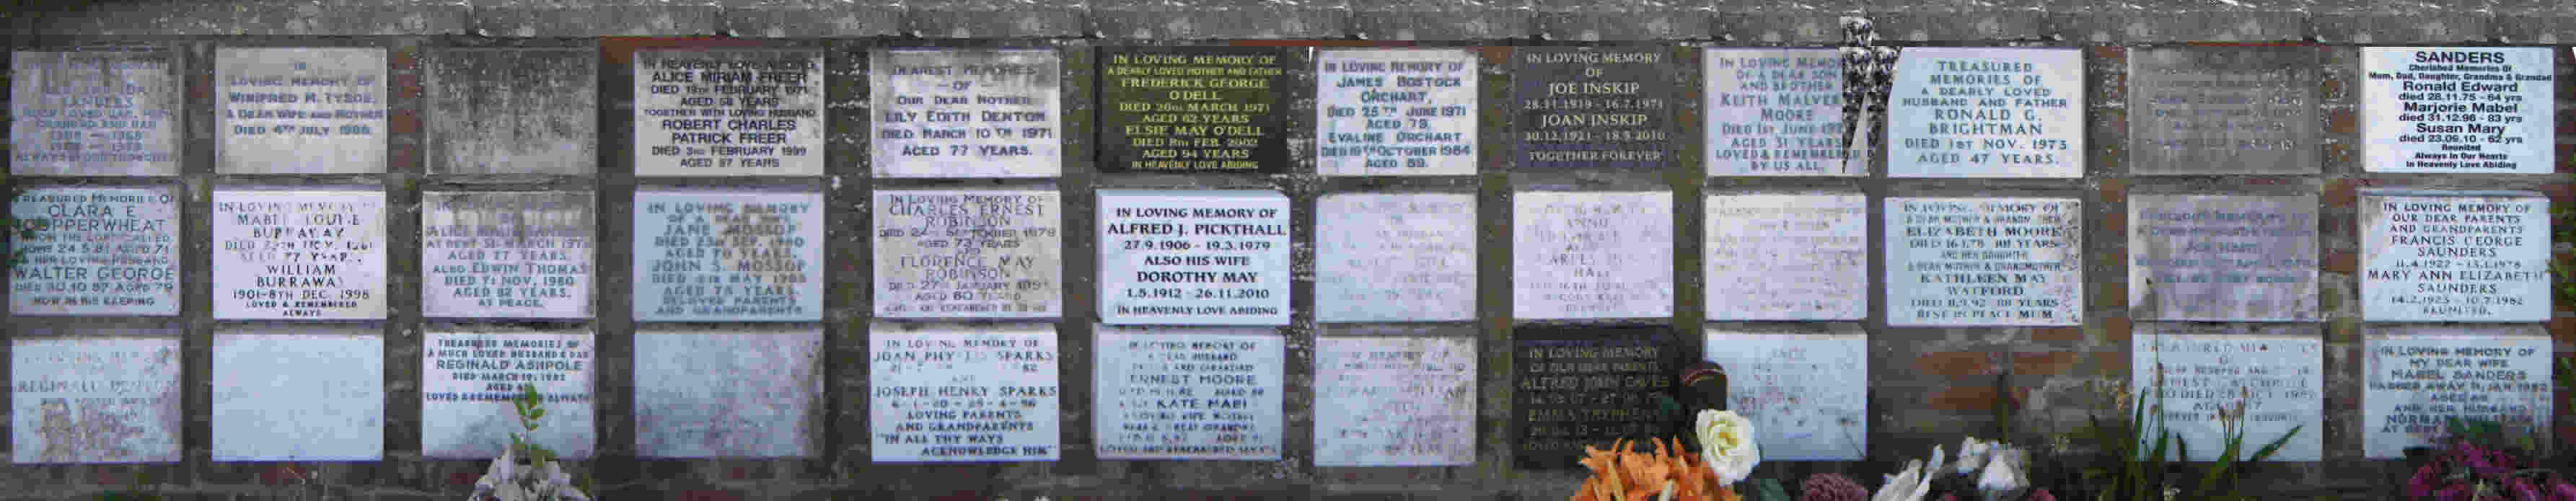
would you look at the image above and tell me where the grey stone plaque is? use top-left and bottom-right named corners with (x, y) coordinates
top-left (1701, 324), bottom-right (1866, 461)
top-left (1887, 48), bottom-right (2083, 178)
top-left (1096, 190), bottom-right (1291, 326)
top-left (632, 190), bottom-right (824, 322)
top-left (212, 326), bottom-right (383, 461)
top-left (1316, 48), bottom-right (1479, 177)
top-left (1093, 327), bottom-right (1284, 461)
top-left (2128, 48), bottom-right (2320, 174)
top-left (2362, 48), bottom-right (2555, 173)
top-left (634, 327), bottom-right (821, 458)
top-left (421, 329), bottom-right (594, 459)
top-left (1513, 191), bottom-right (1673, 320)
top-left (2132, 323), bottom-right (2323, 461)
top-left (1316, 192), bottom-right (1477, 322)
top-left (868, 323), bottom-right (1061, 462)
top-left (423, 192), bottom-right (594, 319)
top-left (11, 332), bottom-right (181, 464)
top-left (1885, 198), bottom-right (2083, 326)
top-left (873, 190), bottom-right (1063, 319)
top-left (9, 187), bottom-right (180, 316)
top-left (1705, 193), bottom-right (1867, 320)
top-left (2364, 326), bottom-right (2554, 458)
top-left (215, 48), bottom-right (387, 174)
top-left (2360, 191), bottom-right (2550, 322)
top-left (210, 189), bottom-right (389, 320)
top-left (1704, 48), bottom-right (1859, 176)
top-left (2128, 195), bottom-right (2319, 322)
top-left (633, 50), bottom-right (824, 177)
top-left (426, 48), bottom-right (597, 175)
top-left (10, 50), bottom-right (180, 176)
top-left (870, 48), bottom-right (1062, 178)
top-left (1314, 335), bottom-right (1475, 467)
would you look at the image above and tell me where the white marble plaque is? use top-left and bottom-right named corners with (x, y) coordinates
top-left (2130, 324), bottom-right (2323, 461)
top-left (1702, 326), bottom-right (1867, 461)
top-left (1316, 192), bottom-right (1477, 322)
top-left (634, 327), bottom-right (821, 458)
top-left (868, 323), bottom-right (1061, 462)
top-left (633, 190), bottom-right (824, 322)
top-left (1884, 198), bottom-right (2082, 326)
top-left (2362, 48), bottom-right (2555, 173)
top-left (11, 50), bottom-right (180, 176)
top-left (423, 192), bottom-right (594, 319)
top-left (422, 330), bottom-right (594, 459)
top-left (2127, 195), bottom-right (2319, 322)
top-left (214, 48), bottom-right (387, 174)
top-left (871, 49), bottom-right (1061, 178)
top-left (1096, 190), bottom-right (1292, 325)
top-left (2364, 327), bottom-right (2554, 458)
top-left (212, 328), bottom-right (382, 461)
top-left (1705, 193), bottom-right (1866, 320)
top-left (1316, 48), bottom-right (1478, 177)
top-left (874, 190), bottom-right (1063, 318)
top-left (210, 190), bottom-right (388, 320)
top-left (1513, 191), bottom-right (1673, 319)
top-left (1315, 336), bottom-right (1474, 466)
top-left (2360, 191), bottom-right (2550, 322)
top-left (9, 187), bottom-right (180, 316)
top-left (1887, 48), bottom-right (2083, 178)
top-left (11, 335), bottom-right (180, 464)
top-left (1094, 327), bottom-right (1285, 461)
top-left (1705, 48), bottom-right (1857, 176)
top-left (633, 50), bottom-right (824, 177)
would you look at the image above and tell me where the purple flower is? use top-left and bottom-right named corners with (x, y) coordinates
top-left (2550, 481), bottom-right (2576, 501)
top-left (2411, 464), bottom-right (2440, 499)
top-left (2435, 485), bottom-right (2468, 501)
top-left (2512, 477), bottom-right (2544, 501)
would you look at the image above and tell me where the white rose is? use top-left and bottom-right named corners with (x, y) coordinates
top-left (1953, 437), bottom-right (1991, 476)
top-left (1694, 409), bottom-right (1762, 485)
top-left (1977, 447), bottom-right (2028, 499)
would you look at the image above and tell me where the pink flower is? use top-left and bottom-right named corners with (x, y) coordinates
top-left (2512, 477), bottom-right (2543, 501)
top-left (2549, 481), bottom-right (2576, 501)
top-left (2022, 489), bottom-right (2056, 501)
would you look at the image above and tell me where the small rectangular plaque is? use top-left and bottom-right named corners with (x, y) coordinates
top-left (9, 187), bottom-right (180, 316)
top-left (212, 327), bottom-right (383, 461)
top-left (1705, 193), bottom-right (1867, 320)
top-left (1887, 48), bottom-right (2083, 178)
top-left (2127, 195), bottom-right (2319, 322)
top-left (1701, 326), bottom-right (1866, 461)
top-left (421, 329), bottom-right (595, 459)
top-left (2360, 191), bottom-right (2549, 322)
top-left (868, 323), bottom-right (1061, 462)
top-left (422, 192), bottom-right (594, 319)
top-left (2363, 327), bottom-right (2554, 458)
top-left (426, 48), bottom-right (597, 175)
top-left (1514, 326), bottom-right (1678, 469)
top-left (1316, 192), bottom-right (1477, 322)
top-left (633, 50), bottom-right (825, 177)
top-left (1884, 198), bottom-right (2082, 326)
top-left (1098, 47), bottom-right (1295, 173)
top-left (211, 190), bottom-right (388, 320)
top-left (632, 190), bottom-right (825, 322)
top-left (1514, 47), bottom-right (1680, 170)
top-left (2362, 48), bottom-right (2555, 173)
top-left (215, 48), bottom-right (387, 174)
top-left (1316, 48), bottom-right (1478, 176)
top-left (1315, 335), bottom-right (1475, 466)
top-left (2131, 324), bottom-right (2323, 461)
top-left (1094, 327), bottom-right (1285, 461)
top-left (870, 48), bottom-right (1063, 178)
top-left (1096, 190), bottom-right (1291, 325)
top-left (12, 334), bottom-right (180, 464)
top-left (873, 190), bottom-right (1063, 318)
top-left (634, 327), bottom-right (821, 458)
top-left (11, 50), bottom-right (180, 176)
top-left (2127, 47), bottom-right (2319, 174)
top-left (1704, 48), bottom-right (1857, 176)
top-left (1513, 191), bottom-right (1672, 320)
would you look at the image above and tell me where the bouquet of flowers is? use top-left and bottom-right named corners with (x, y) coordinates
top-left (2406, 437), bottom-right (2576, 501)
top-left (1569, 410), bottom-right (1763, 501)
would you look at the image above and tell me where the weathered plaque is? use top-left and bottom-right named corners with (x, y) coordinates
top-left (1705, 193), bottom-right (1866, 320)
top-left (11, 50), bottom-right (180, 176)
top-left (426, 48), bottom-right (597, 175)
top-left (632, 190), bottom-right (824, 322)
top-left (421, 329), bottom-right (594, 459)
top-left (2131, 324), bottom-right (2323, 461)
top-left (1315, 335), bottom-right (1475, 467)
top-left (1096, 190), bottom-right (1291, 325)
top-left (1513, 191), bottom-right (1673, 320)
top-left (1099, 46), bottom-right (1294, 173)
top-left (871, 49), bottom-right (1062, 178)
top-left (11, 334), bottom-right (180, 464)
top-left (633, 50), bottom-right (824, 177)
top-left (1316, 192), bottom-right (1477, 322)
top-left (1093, 327), bottom-right (1285, 461)
top-left (874, 190), bottom-right (1063, 319)
top-left (1704, 48), bottom-right (1857, 176)
top-left (211, 327), bottom-right (382, 461)
top-left (1316, 48), bottom-right (1478, 177)
top-left (2127, 48), bottom-right (2319, 174)
top-left (1515, 47), bottom-right (1679, 171)
top-left (1701, 325), bottom-right (1866, 461)
top-left (210, 190), bottom-right (388, 320)
top-left (868, 323), bottom-right (1060, 462)
top-left (2363, 327), bottom-right (2554, 458)
top-left (2362, 48), bottom-right (2554, 173)
top-left (1884, 198), bottom-right (2082, 326)
top-left (9, 187), bottom-right (179, 316)
top-left (1887, 48), bottom-right (2083, 178)
top-left (2127, 195), bottom-right (2319, 322)
top-left (2360, 191), bottom-right (2549, 322)
top-left (214, 48), bottom-right (387, 174)
top-left (422, 192), bottom-right (594, 319)
top-left (634, 327), bottom-right (821, 458)
top-left (1515, 326), bottom-right (1679, 469)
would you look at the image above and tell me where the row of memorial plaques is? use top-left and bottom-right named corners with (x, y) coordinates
top-left (22, 46), bottom-right (2555, 178)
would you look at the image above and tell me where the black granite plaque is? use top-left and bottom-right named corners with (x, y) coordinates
top-left (1513, 326), bottom-right (1680, 469)
top-left (1514, 47), bottom-right (1680, 171)
top-left (2128, 47), bottom-right (2319, 174)
top-left (1098, 46), bottom-right (1295, 174)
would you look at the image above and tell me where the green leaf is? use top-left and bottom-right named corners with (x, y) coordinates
top-left (1753, 479), bottom-right (1791, 501)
